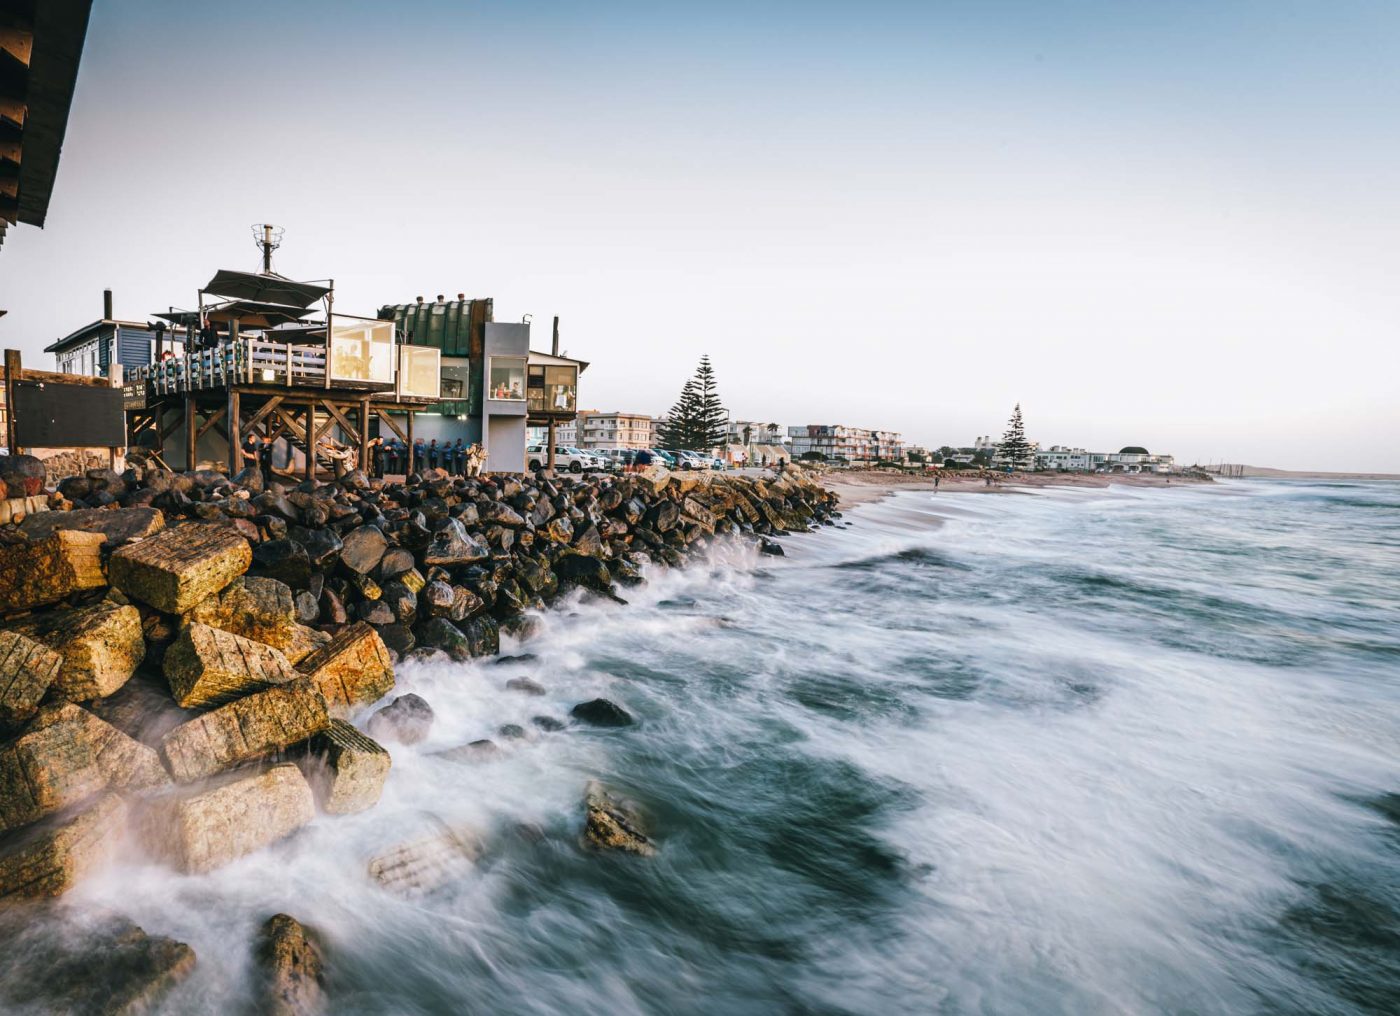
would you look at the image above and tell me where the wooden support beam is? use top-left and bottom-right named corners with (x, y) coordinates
top-left (184, 396), bottom-right (197, 472)
top-left (0, 98), bottom-right (25, 128)
top-left (375, 408), bottom-right (407, 444)
top-left (195, 408), bottom-right (222, 443)
top-left (4, 348), bottom-right (20, 454)
top-left (406, 411), bottom-right (415, 474)
top-left (0, 25), bottom-right (34, 67)
top-left (160, 406), bottom-right (183, 442)
top-left (359, 397), bottom-right (371, 470)
top-left (305, 405), bottom-right (315, 481)
top-left (319, 399), bottom-right (357, 442)
top-left (227, 389), bottom-right (240, 475)
top-left (241, 394), bottom-right (284, 437)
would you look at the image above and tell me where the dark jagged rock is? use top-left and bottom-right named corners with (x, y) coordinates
top-left (423, 517), bottom-right (490, 566)
top-left (571, 698), bottom-right (634, 727)
top-left (253, 538), bottom-right (313, 588)
top-left (506, 676), bottom-right (547, 696)
top-left (339, 524), bottom-right (388, 575)
top-left (531, 715), bottom-right (566, 732)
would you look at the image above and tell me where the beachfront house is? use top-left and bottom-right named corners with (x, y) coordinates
top-left (47, 290), bottom-right (183, 379)
top-left (379, 296), bottom-right (586, 472)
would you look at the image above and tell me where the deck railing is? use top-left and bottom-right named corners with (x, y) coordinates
top-left (131, 339), bottom-right (334, 394)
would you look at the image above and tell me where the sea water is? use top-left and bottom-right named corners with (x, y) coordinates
top-left (51, 480), bottom-right (1400, 1013)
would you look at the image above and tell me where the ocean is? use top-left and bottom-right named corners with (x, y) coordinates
top-left (58, 479), bottom-right (1400, 1014)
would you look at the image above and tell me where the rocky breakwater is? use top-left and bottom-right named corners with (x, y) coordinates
top-left (0, 454), bottom-right (838, 1009)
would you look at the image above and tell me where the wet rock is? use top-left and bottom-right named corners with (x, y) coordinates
top-left (378, 547), bottom-right (416, 582)
top-left (0, 529), bottom-right (108, 613)
top-left (299, 720), bottom-right (391, 816)
top-left (295, 622), bottom-right (394, 716)
top-left (9, 602), bottom-right (144, 701)
top-left (421, 579), bottom-right (455, 618)
top-left (256, 913), bottom-right (327, 1016)
top-left (339, 524), bottom-right (388, 575)
top-left (367, 818), bottom-right (483, 896)
top-left (0, 630), bottom-right (63, 732)
top-left (298, 527), bottom-right (343, 569)
top-left (759, 537), bottom-right (784, 556)
top-left (404, 647), bottom-right (449, 665)
top-left (434, 738), bottom-right (502, 763)
top-left (0, 792), bottom-right (127, 902)
top-left (506, 676), bottom-right (547, 696)
top-left (18, 505), bottom-right (166, 549)
top-left (380, 581), bottom-right (417, 625)
top-left (0, 911), bottom-right (196, 1013)
top-left (372, 622), bottom-right (415, 658)
top-left (571, 698), bottom-right (634, 727)
top-left (109, 523), bottom-right (252, 614)
top-left (423, 517), bottom-right (490, 566)
top-left (414, 617), bottom-right (471, 661)
top-left (366, 693), bottom-right (434, 745)
top-left (0, 703), bottom-right (168, 832)
top-left (554, 553), bottom-right (612, 592)
top-left (460, 615), bottom-right (500, 658)
top-left (163, 622), bottom-right (298, 709)
top-left (531, 715), bottom-right (566, 732)
top-left (142, 763), bottom-right (316, 873)
top-left (498, 723), bottom-right (527, 741)
top-left (478, 501), bottom-right (525, 527)
top-left (319, 586), bottom-right (348, 625)
top-left (252, 538), bottom-right (313, 588)
top-left (160, 681), bottom-right (330, 783)
top-left (582, 781), bottom-right (656, 856)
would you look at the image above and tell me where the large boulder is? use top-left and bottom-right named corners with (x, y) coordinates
top-left (0, 529), bottom-right (107, 613)
top-left (0, 630), bottom-right (63, 732)
top-left (256, 914), bottom-right (327, 1016)
top-left (0, 703), bottom-right (168, 833)
top-left (11, 602), bottom-right (144, 701)
top-left (159, 681), bottom-right (330, 783)
top-left (299, 720), bottom-right (391, 815)
top-left (18, 505), bottom-right (166, 548)
top-left (109, 523), bottom-right (252, 614)
top-left (0, 792), bottom-right (127, 902)
top-left (422, 518), bottom-right (489, 567)
top-left (142, 763), bottom-right (316, 873)
top-left (571, 698), bottom-right (634, 728)
top-left (184, 576), bottom-right (301, 653)
top-left (0, 453), bottom-right (45, 497)
top-left (295, 622), bottom-right (394, 716)
top-left (338, 525), bottom-right (388, 575)
top-left (163, 622), bottom-right (299, 710)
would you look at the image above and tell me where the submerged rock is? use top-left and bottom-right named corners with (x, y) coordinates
top-left (367, 693), bottom-right (434, 746)
top-left (367, 818), bottom-right (483, 896)
top-left (256, 913), bottom-right (327, 1016)
top-left (582, 781), bottom-right (656, 856)
top-left (0, 792), bottom-right (127, 903)
top-left (571, 698), bottom-right (634, 728)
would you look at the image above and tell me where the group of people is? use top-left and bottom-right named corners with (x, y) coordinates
top-left (365, 437), bottom-right (485, 478)
top-left (242, 432), bottom-right (487, 482)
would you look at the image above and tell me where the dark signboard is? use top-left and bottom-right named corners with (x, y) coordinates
top-left (122, 381), bottom-right (147, 410)
top-left (13, 381), bottom-right (126, 448)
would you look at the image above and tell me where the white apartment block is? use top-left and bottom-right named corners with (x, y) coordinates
top-left (575, 410), bottom-right (657, 450)
top-left (788, 424), bottom-right (904, 463)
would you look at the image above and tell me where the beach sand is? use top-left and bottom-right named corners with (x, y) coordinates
top-left (817, 469), bottom-right (1210, 509)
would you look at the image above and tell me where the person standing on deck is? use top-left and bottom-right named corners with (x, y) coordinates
top-left (427, 439), bottom-right (439, 471)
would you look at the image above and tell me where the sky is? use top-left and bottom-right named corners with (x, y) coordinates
top-left (2, 0), bottom-right (1398, 471)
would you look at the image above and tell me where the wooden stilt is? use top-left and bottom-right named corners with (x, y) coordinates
top-left (406, 411), bottom-right (415, 475)
top-left (305, 404), bottom-right (315, 482)
top-left (184, 396), bottom-right (197, 472)
top-left (227, 389), bottom-right (240, 475)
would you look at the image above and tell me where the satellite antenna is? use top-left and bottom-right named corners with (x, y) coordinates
top-left (252, 223), bottom-right (284, 274)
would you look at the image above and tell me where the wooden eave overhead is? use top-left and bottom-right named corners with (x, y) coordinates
top-left (0, 0), bottom-right (93, 247)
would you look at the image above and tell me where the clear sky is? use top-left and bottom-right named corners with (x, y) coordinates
top-left (3, 0), bottom-right (1397, 471)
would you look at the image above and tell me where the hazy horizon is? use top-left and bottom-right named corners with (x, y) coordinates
top-left (2, 0), bottom-right (1397, 472)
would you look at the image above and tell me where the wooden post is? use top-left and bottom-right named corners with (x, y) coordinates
top-left (305, 404), bottom-right (316, 482)
top-left (406, 411), bottom-right (415, 475)
top-left (227, 389), bottom-right (240, 475)
top-left (184, 396), bottom-right (197, 472)
top-left (546, 419), bottom-right (557, 474)
top-left (359, 396), bottom-right (370, 470)
top-left (3, 349), bottom-right (19, 455)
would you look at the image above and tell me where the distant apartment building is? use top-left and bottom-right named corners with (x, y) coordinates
top-left (1034, 445), bottom-right (1176, 473)
top-left (788, 425), bottom-right (904, 464)
top-left (576, 410), bottom-right (657, 450)
top-left (527, 420), bottom-right (577, 447)
top-left (726, 421), bottom-right (787, 447)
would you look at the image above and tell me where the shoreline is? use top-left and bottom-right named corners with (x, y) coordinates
top-left (818, 468), bottom-right (1213, 510)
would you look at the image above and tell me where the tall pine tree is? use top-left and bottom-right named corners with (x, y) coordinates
top-left (657, 356), bottom-right (728, 450)
top-left (996, 403), bottom-right (1034, 470)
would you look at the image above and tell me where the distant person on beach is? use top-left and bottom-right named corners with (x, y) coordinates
top-left (634, 449), bottom-right (653, 472)
top-left (934, 473), bottom-right (940, 493)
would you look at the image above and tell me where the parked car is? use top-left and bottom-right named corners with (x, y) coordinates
top-left (670, 450), bottom-right (706, 470)
top-left (711, 456), bottom-right (725, 470)
top-left (525, 444), bottom-right (592, 473)
top-left (649, 448), bottom-right (678, 468)
top-left (593, 448), bottom-right (634, 471)
top-left (561, 446), bottom-right (605, 471)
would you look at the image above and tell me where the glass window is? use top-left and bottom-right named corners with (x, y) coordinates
top-left (545, 365), bottom-right (577, 412)
top-left (330, 317), bottom-right (395, 383)
top-left (399, 345), bottom-right (442, 398)
top-left (439, 356), bottom-right (470, 400)
top-left (488, 356), bottom-right (526, 401)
